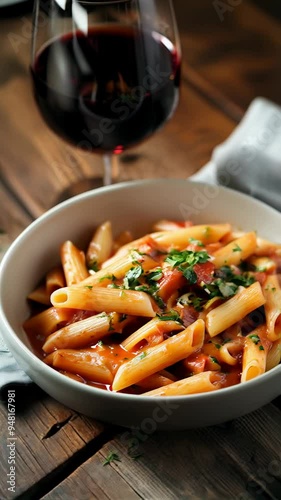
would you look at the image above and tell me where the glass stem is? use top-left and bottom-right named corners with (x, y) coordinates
top-left (103, 154), bottom-right (120, 186)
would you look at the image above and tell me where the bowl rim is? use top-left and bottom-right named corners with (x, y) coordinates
top-left (1, 178), bottom-right (281, 403)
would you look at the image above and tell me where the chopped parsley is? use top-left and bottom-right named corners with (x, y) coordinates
top-left (136, 284), bottom-right (165, 309)
top-left (249, 334), bottom-right (261, 345)
top-left (123, 265), bottom-right (143, 289)
top-left (138, 351), bottom-right (147, 360)
top-left (177, 293), bottom-right (204, 312)
top-left (88, 260), bottom-right (99, 272)
top-left (165, 249), bottom-right (210, 285)
top-left (145, 269), bottom-right (163, 283)
top-left (84, 285), bottom-right (93, 290)
top-left (156, 310), bottom-right (183, 323)
top-left (99, 274), bottom-right (116, 282)
top-left (189, 237), bottom-right (204, 247)
top-left (233, 244), bottom-right (242, 252)
top-left (203, 266), bottom-right (255, 299)
top-left (259, 346), bottom-right (265, 351)
top-left (103, 452), bottom-right (121, 466)
top-left (210, 356), bottom-right (220, 365)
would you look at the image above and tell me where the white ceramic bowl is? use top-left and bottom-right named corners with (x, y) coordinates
top-left (1, 179), bottom-right (281, 430)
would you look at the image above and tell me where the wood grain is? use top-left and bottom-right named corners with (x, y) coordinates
top-left (174, 0), bottom-right (281, 111)
top-left (41, 404), bottom-right (281, 500)
top-left (0, 394), bottom-right (111, 499)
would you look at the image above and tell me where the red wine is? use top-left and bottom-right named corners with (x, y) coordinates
top-left (31, 26), bottom-right (180, 154)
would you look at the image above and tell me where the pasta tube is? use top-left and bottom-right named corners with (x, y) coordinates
top-left (86, 221), bottom-right (113, 268)
top-left (61, 241), bottom-right (89, 286)
top-left (43, 312), bottom-right (130, 353)
top-left (241, 327), bottom-right (267, 382)
top-left (81, 252), bottom-right (158, 287)
top-left (263, 275), bottom-right (281, 341)
top-left (212, 232), bottom-right (257, 268)
top-left (51, 287), bottom-right (157, 317)
top-left (46, 267), bottom-right (65, 296)
top-left (206, 282), bottom-right (266, 337)
top-left (23, 307), bottom-right (74, 337)
top-left (153, 224), bottom-right (231, 250)
top-left (144, 371), bottom-right (221, 396)
top-left (121, 317), bottom-right (184, 351)
top-left (112, 319), bottom-right (205, 391)
top-left (44, 349), bottom-right (113, 384)
top-left (266, 338), bottom-right (281, 371)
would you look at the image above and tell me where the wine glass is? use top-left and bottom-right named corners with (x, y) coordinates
top-left (31, 0), bottom-right (181, 192)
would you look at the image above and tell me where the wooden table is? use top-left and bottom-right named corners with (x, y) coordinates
top-left (1, 1), bottom-right (281, 498)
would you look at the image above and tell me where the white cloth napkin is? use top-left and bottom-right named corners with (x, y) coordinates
top-left (191, 97), bottom-right (281, 211)
top-left (1, 97), bottom-right (281, 399)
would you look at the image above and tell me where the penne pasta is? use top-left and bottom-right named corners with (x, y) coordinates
top-left (263, 275), bottom-right (281, 341)
top-left (121, 317), bottom-right (184, 351)
top-left (43, 312), bottom-right (131, 353)
top-left (44, 349), bottom-right (113, 384)
top-left (136, 371), bottom-right (177, 390)
top-left (153, 224), bottom-right (231, 250)
top-left (23, 218), bottom-right (281, 395)
top-left (247, 256), bottom-right (276, 274)
top-left (212, 232), bottom-right (257, 268)
top-left (46, 266), bottom-right (66, 296)
top-left (61, 241), bottom-right (89, 286)
top-left (51, 286), bottom-right (157, 317)
top-left (266, 338), bottom-right (281, 371)
top-left (112, 319), bottom-right (205, 391)
top-left (144, 371), bottom-right (222, 396)
top-left (81, 252), bottom-right (158, 287)
top-left (206, 282), bottom-right (266, 337)
top-left (241, 327), bottom-right (267, 382)
top-left (86, 221), bottom-right (113, 269)
top-left (23, 307), bottom-right (74, 337)
top-left (27, 284), bottom-right (51, 306)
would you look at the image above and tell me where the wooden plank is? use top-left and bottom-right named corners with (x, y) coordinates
top-left (174, 0), bottom-right (281, 111)
top-left (0, 181), bottom-right (32, 239)
top-left (42, 453), bottom-right (141, 500)
top-left (0, 394), bottom-right (110, 499)
top-left (41, 404), bottom-right (281, 500)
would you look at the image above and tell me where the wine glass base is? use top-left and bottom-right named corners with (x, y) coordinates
top-left (56, 177), bottom-right (110, 204)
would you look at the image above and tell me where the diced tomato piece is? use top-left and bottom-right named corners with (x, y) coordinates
top-left (158, 269), bottom-right (186, 301)
top-left (194, 261), bottom-right (215, 284)
top-left (183, 353), bottom-right (208, 374)
top-left (252, 272), bottom-right (267, 286)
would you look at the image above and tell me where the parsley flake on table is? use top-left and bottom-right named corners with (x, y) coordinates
top-left (103, 452), bottom-right (121, 466)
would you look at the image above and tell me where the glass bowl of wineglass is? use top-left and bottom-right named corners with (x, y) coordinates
top-left (31, 0), bottom-right (181, 193)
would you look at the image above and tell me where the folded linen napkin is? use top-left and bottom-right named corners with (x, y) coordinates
top-left (1, 97), bottom-right (281, 399)
top-left (191, 97), bottom-right (281, 211)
